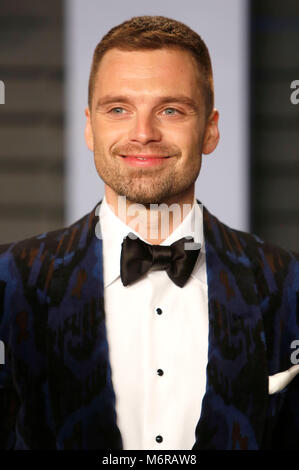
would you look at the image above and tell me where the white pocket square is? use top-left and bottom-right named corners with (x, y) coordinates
top-left (268, 365), bottom-right (299, 394)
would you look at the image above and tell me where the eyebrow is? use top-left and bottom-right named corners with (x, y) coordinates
top-left (95, 95), bottom-right (199, 113)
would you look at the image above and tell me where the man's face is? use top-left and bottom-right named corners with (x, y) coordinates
top-left (85, 47), bottom-right (219, 204)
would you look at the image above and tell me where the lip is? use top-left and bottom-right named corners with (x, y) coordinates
top-left (119, 155), bottom-right (172, 167)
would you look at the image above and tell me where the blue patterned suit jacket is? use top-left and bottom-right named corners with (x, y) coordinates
top-left (0, 200), bottom-right (299, 450)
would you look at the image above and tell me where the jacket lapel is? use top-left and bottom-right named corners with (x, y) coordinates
top-left (192, 202), bottom-right (268, 449)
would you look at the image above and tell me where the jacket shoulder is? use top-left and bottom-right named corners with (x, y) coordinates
top-left (0, 203), bottom-right (99, 263)
top-left (203, 203), bottom-right (299, 270)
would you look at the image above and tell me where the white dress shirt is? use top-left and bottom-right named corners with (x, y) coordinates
top-left (99, 195), bottom-right (209, 450)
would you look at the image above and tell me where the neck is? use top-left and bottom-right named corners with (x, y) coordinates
top-left (105, 186), bottom-right (195, 244)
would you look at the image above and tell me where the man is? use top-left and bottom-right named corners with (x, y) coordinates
top-left (0, 15), bottom-right (299, 450)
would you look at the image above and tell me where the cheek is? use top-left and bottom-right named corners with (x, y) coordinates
top-left (177, 135), bottom-right (201, 156)
top-left (169, 123), bottom-right (201, 146)
top-left (93, 123), bottom-right (121, 147)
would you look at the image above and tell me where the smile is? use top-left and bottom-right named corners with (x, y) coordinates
top-left (119, 155), bottom-right (172, 167)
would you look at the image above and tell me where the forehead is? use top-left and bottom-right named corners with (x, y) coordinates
top-left (93, 47), bottom-right (201, 100)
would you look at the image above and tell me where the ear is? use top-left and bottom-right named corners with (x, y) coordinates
top-left (84, 106), bottom-right (94, 152)
top-left (202, 109), bottom-right (220, 155)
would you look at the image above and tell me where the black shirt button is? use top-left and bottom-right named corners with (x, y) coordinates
top-left (157, 369), bottom-right (164, 376)
top-left (156, 308), bottom-right (162, 315)
top-left (156, 435), bottom-right (163, 443)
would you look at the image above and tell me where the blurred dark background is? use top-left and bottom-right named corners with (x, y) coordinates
top-left (0, 1), bottom-right (64, 241)
top-left (0, 0), bottom-right (298, 251)
top-left (250, 0), bottom-right (299, 251)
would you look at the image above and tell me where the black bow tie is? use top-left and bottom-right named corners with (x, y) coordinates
top-left (120, 233), bottom-right (201, 288)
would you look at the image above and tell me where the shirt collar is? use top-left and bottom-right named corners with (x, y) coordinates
top-left (99, 195), bottom-right (206, 288)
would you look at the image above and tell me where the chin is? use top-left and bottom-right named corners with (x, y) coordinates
top-left (120, 190), bottom-right (181, 206)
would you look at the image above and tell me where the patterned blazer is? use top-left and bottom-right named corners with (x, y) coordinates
top-left (0, 200), bottom-right (298, 450)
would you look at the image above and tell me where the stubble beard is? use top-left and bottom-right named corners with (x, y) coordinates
top-left (93, 147), bottom-right (201, 205)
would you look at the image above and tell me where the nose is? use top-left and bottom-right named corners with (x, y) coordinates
top-left (128, 110), bottom-right (162, 144)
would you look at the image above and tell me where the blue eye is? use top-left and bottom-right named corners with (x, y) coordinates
top-left (110, 107), bottom-right (125, 114)
top-left (163, 108), bottom-right (179, 115)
